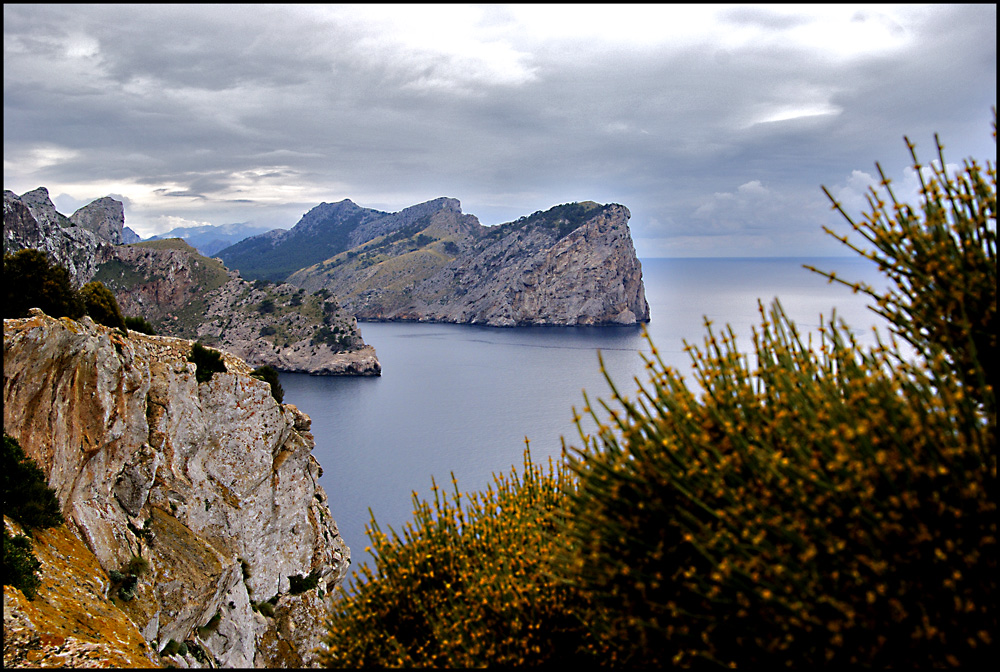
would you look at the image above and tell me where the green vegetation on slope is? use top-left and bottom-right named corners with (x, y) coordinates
top-left (3, 434), bottom-right (65, 600)
top-left (3, 249), bottom-right (85, 320)
top-left (219, 209), bottom-right (371, 283)
top-left (485, 200), bottom-right (607, 240)
top-left (3, 250), bottom-right (134, 331)
top-left (320, 118), bottom-right (996, 667)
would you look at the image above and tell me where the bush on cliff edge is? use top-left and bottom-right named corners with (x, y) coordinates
top-left (2, 434), bottom-right (65, 600)
top-left (3, 249), bottom-right (85, 320)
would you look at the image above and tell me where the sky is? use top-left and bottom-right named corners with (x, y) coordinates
top-left (3, 4), bottom-right (996, 258)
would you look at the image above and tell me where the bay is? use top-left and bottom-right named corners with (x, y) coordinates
top-left (279, 256), bottom-right (892, 578)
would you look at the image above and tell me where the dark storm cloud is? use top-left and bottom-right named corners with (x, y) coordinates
top-left (3, 4), bottom-right (995, 255)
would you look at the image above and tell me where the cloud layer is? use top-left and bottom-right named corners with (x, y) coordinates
top-left (3, 4), bottom-right (996, 256)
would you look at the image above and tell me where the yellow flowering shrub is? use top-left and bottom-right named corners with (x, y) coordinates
top-left (322, 116), bottom-right (995, 667)
top-left (319, 447), bottom-right (599, 667)
top-left (558, 116), bottom-right (995, 666)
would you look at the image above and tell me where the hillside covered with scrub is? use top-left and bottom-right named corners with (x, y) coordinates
top-left (319, 119), bottom-right (996, 667)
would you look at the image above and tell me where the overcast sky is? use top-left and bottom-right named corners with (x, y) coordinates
top-left (4, 4), bottom-right (996, 257)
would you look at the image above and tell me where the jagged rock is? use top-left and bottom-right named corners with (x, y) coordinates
top-left (122, 226), bottom-right (142, 244)
top-left (70, 196), bottom-right (125, 245)
top-left (3, 310), bottom-right (351, 667)
top-left (93, 239), bottom-right (381, 376)
top-left (288, 200), bottom-right (650, 326)
top-left (3, 189), bottom-right (113, 284)
top-left (4, 193), bottom-right (381, 376)
top-left (18, 187), bottom-right (67, 230)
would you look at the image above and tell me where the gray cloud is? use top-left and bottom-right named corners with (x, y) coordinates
top-left (3, 4), bottom-right (995, 255)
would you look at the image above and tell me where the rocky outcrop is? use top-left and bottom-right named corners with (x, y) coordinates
top-left (69, 196), bottom-right (125, 245)
top-left (3, 188), bottom-right (113, 284)
top-left (289, 200), bottom-right (650, 326)
top-left (3, 310), bottom-right (351, 667)
top-left (95, 239), bottom-right (381, 376)
top-left (122, 226), bottom-right (142, 244)
top-left (4, 194), bottom-right (381, 376)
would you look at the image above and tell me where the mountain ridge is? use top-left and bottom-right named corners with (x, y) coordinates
top-left (223, 197), bottom-right (650, 327)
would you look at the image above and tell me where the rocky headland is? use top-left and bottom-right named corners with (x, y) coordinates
top-left (4, 309), bottom-right (351, 667)
top-left (222, 198), bottom-right (650, 327)
top-left (4, 188), bottom-right (380, 376)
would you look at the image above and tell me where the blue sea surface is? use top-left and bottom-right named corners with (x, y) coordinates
top-left (279, 256), bottom-right (891, 579)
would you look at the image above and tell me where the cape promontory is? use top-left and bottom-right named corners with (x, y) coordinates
top-left (220, 198), bottom-right (650, 327)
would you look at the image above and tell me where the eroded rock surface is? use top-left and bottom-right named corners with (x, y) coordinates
top-left (3, 310), bottom-right (350, 667)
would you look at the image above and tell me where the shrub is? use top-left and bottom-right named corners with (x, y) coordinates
top-left (2, 434), bottom-right (63, 600)
top-left (3, 249), bottom-right (85, 320)
top-left (3, 434), bottom-right (64, 531)
top-left (288, 569), bottom-right (319, 595)
top-left (127, 555), bottom-right (149, 576)
top-left (80, 280), bottom-right (126, 330)
top-left (556, 120), bottom-right (996, 667)
top-left (188, 341), bottom-right (227, 384)
top-left (251, 365), bottom-right (284, 404)
top-left (258, 298), bottom-right (276, 315)
top-left (197, 611), bottom-right (222, 638)
top-left (124, 315), bottom-right (157, 335)
top-left (3, 528), bottom-right (42, 600)
top-left (259, 324), bottom-right (277, 337)
top-left (320, 448), bottom-right (599, 667)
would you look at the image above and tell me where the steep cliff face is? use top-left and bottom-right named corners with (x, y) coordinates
top-left (94, 240), bottom-right (380, 376)
top-left (3, 188), bottom-right (114, 284)
top-left (3, 310), bottom-right (351, 667)
top-left (4, 192), bottom-right (380, 376)
top-left (290, 200), bottom-right (650, 326)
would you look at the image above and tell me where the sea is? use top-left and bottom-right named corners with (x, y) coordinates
top-left (278, 256), bottom-right (893, 580)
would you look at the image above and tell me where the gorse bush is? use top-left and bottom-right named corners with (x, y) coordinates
top-left (321, 118), bottom-right (996, 666)
top-left (321, 448), bottom-right (599, 667)
top-left (559, 118), bottom-right (996, 667)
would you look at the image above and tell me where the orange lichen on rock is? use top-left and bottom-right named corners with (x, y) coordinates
top-left (2, 519), bottom-right (158, 668)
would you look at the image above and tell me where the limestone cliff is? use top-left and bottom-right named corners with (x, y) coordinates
top-left (3, 310), bottom-right (351, 667)
top-left (3, 190), bottom-right (380, 376)
top-left (288, 200), bottom-right (650, 327)
top-left (94, 239), bottom-right (381, 376)
top-left (3, 188), bottom-right (115, 284)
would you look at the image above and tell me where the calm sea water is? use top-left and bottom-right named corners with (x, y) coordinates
top-left (279, 257), bottom-right (891, 578)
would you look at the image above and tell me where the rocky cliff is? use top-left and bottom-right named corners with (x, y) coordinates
top-left (4, 309), bottom-right (351, 667)
top-left (94, 240), bottom-right (380, 376)
top-left (4, 189), bottom-right (380, 376)
top-left (287, 200), bottom-right (650, 327)
top-left (4, 188), bottom-right (117, 283)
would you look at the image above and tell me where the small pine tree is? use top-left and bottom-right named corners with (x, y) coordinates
top-left (2, 434), bottom-right (65, 600)
top-left (124, 315), bottom-right (157, 335)
top-left (80, 280), bottom-right (127, 331)
top-left (2, 249), bottom-right (85, 320)
top-left (251, 365), bottom-right (284, 403)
